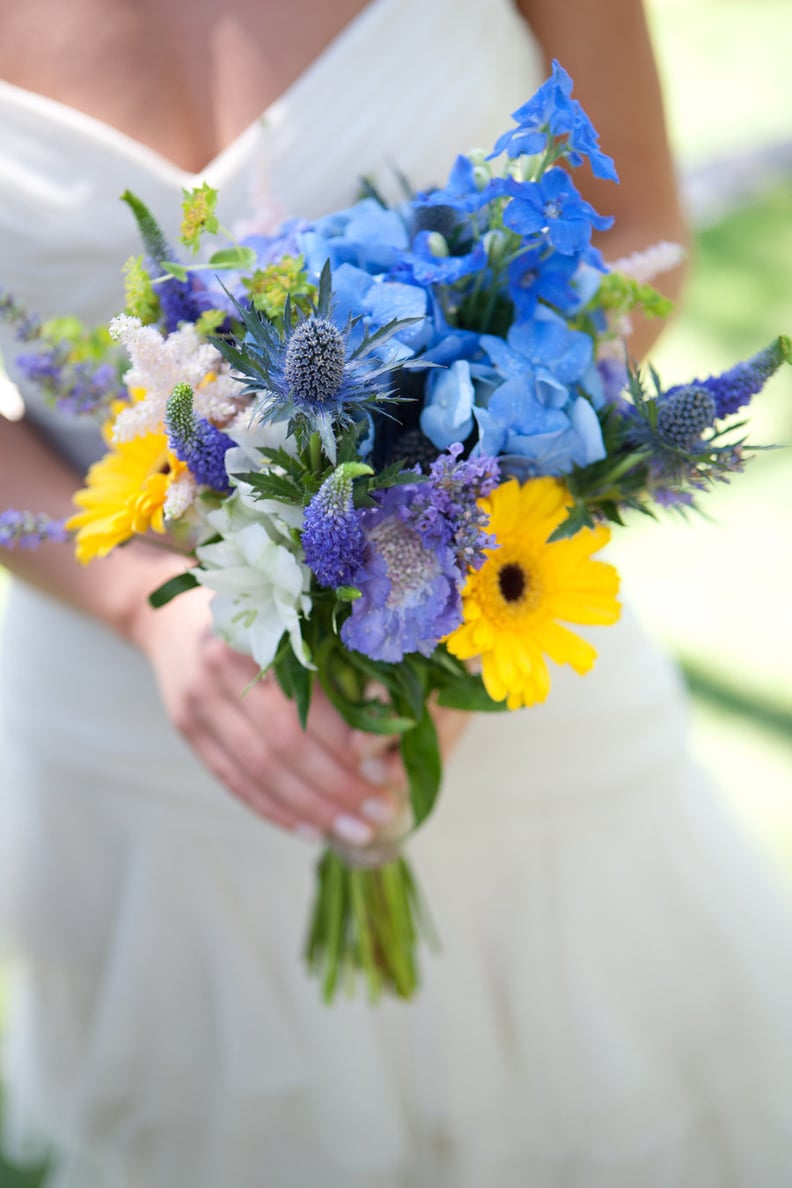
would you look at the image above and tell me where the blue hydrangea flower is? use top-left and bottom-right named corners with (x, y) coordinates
top-left (498, 169), bottom-right (613, 256)
top-left (301, 462), bottom-right (370, 588)
top-left (474, 308), bottom-right (604, 475)
top-left (299, 199), bottom-right (410, 277)
top-left (420, 360), bottom-right (476, 449)
top-left (165, 382), bottom-right (233, 492)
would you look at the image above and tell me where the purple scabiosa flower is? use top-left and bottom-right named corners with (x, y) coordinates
top-left (340, 450), bottom-right (499, 662)
top-left (0, 509), bottom-right (69, 549)
top-left (301, 462), bottom-right (371, 589)
top-left (340, 486), bottom-right (461, 662)
top-left (165, 382), bottom-right (233, 492)
top-left (665, 336), bottom-right (791, 419)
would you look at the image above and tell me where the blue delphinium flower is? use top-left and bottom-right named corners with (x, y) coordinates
top-left (497, 169), bottom-right (613, 256)
top-left (301, 462), bottom-right (370, 589)
top-left (413, 153), bottom-right (496, 215)
top-left (0, 509), bottom-right (69, 549)
top-left (489, 60), bottom-right (617, 182)
top-left (165, 382), bottom-right (233, 492)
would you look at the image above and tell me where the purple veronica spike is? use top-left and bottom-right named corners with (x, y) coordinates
top-left (302, 462), bottom-right (370, 589)
top-left (165, 382), bottom-right (233, 492)
top-left (665, 337), bottom-right (791, 419)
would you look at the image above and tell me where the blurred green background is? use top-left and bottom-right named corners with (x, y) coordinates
top-left (611, 0), bottom-right (792, 875)
top-left (0, 0), bottom-right (791, 1180)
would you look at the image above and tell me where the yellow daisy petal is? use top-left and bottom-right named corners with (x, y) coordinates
top-left (444, 477), bottom-right (621, 708)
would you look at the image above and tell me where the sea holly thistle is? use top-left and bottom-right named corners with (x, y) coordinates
top-left (211, 261), bottom-right (429, 464)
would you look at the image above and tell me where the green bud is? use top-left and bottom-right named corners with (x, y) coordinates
top-left (426, 232), bottom-right (449, 258)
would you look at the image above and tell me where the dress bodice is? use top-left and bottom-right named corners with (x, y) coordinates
top-left (0, 0), bottom-right (544, 468)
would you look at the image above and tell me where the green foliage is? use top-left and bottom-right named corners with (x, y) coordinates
top-left (180, 182), bottom-right (219, 253)
top-left (122, 255), bottom-right (161, 324)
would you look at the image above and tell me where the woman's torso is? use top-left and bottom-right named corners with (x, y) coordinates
top-left (0, 0), bottom-right (544, 468)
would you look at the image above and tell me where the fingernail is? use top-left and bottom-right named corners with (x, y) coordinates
top-left (358, 756), bottom-right (390, 785)
top-left (333, 814), bottom-right (374, 846)
top-left (361, 797), bottom-right (396, 825)
top-left (294, 823), bottom-right (323, 844)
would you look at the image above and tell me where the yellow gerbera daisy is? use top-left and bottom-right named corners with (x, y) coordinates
top-left (445, 477), bottom-right (621, 709)
top-left (67, 429), bottom-right (187, 564)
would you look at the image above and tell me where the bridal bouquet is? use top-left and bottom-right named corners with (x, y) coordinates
top-left (2, 62), bottom-right (789, 1001)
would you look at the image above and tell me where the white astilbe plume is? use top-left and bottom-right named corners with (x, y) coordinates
top-left (109, 316), bottom-right (242, 441)
top-left (608, 240), bottom-right (686, 285)
top-left (163, 470), bottom-right (198, 521)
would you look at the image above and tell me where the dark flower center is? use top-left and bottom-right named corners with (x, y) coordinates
top-left (283, 317), bottom-right (347, 407)
top-left (498, 561), bottom-right (528, 603)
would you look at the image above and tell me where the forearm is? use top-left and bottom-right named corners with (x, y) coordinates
top-left (516, 0), bottom-right (691, 359)
top-left (0, 415), bottom-right (188, 641)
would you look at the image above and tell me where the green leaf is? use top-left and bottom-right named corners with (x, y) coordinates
top-left (400, 707), bottom-right (442, 827)
top-left (207, 246), bottom-right (258, 271)
top-left (235, 471), bottom-right (307, 504)
top-left (159, 260), bottom-right (189, 283)
top-left (436, 675), bottom-right (508, 712)
top-left (147, 570), bottom-right (199, 608)
top-left (274, 648), bottom-right (314, 729)
top-left (548, 500), bottom-right (596, 542)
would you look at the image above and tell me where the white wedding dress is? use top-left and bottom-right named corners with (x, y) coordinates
top-left (3, 1), bottom-right (792, 1184)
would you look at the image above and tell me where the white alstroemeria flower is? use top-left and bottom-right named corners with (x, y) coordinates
top-left (195, 493), bottom-right (312, 671)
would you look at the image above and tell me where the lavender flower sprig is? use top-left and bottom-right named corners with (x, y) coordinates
top-left (0, 509), bottom-right (69, 550)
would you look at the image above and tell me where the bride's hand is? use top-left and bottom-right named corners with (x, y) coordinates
top-left (130, 582), bottom-right (404, 845)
